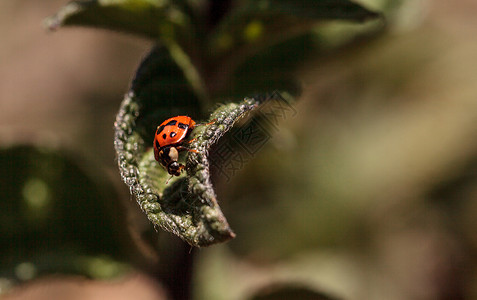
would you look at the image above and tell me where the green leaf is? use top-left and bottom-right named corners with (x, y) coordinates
top-left (208, 0), bottom-right (380, 55)
top-left (245, 0), bottom-right (380, 20)
top-left (115, 45), bottom-right (299, 247)
top-left (45, 0), bottom-right (194, 43)
top-left (206, 0), bottom-right (380, 97)
top-left (217, 33), bottom-right (314, 99)
top-left (0, 145), bottom-right (130, 283)
top-left (251, 285), bottom-right (339, 300)
top-left (115, 46), bottom-right (275, 246)
top-left (45, 1), bottom-right (209, 100)
top-left (46, 0), bottom-right (381, 102)
top-left (115, 94), bottom-right (265, 246)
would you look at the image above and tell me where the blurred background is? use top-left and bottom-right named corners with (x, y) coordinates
top-left (1, 0), bottom-right (477, 299)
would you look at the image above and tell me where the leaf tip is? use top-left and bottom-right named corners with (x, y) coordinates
top-left (44, 1), bottom-right (85, 31)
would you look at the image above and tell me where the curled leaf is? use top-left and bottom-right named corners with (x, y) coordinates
top-left (115, 92), bottom-right (263, 246)
top-left (113, 46), bottom-right (273, 246)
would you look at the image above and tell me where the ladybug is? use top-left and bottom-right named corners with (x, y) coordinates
top-left (153, 116), bottom-right (214, 177)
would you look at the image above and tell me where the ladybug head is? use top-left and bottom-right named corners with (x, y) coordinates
top-left (159, 146), bottom-right (184, 176)
top-left (167, 161), bottom-right (182, 176)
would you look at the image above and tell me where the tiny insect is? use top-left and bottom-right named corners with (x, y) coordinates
top-left (153, 116), bottom-right (214, 177)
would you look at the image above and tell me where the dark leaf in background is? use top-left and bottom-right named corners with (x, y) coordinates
top-left (46, 0), bottom-right (380, 104)
top-left (0, 145), bottom-right (129, 283)
top-left (45, 0), bottom-right (204, 98)
top-left (206, 0), bottom-right (380, 96)
top-left (45, 0), bottom-right (194, 41)
top-left (217, 33), bottom-right (315, 99)
top-left (250, 284), bottom-right (340, 300)
top-left (209, 0), bottom-right (380, 55)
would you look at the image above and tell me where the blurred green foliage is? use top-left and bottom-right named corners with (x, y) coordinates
top-left (0, 145), bottom-right (130, 283)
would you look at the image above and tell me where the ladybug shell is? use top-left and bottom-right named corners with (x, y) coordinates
top-left (154, 116), bottom-right (196, 149)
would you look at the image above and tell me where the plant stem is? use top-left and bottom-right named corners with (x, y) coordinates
top-left (152, 239), bottom-right (196, 300)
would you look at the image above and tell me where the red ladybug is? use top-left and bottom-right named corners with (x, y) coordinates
top-left (153, 116), bottom-right (214, 176)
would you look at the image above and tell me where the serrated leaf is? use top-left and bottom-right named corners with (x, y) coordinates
top-left (45, 0), bottom-right (195, 44)
top-left (114, 46), bottom-right (273, 246)
top-left (115, 94), bottom-right (265, 246)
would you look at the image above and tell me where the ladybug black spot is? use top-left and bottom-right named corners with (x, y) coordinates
top-left (178, 123), bottom-right (188, 130)
top-left (170, 132), bottom-right (177, 138)
top-left (156, 125), bottom-right (165, 134)
top-left (166, 120), bottom-right (177, 126)
top-left (155, 140), bottom-right (160, 149)
top-left (162, 134), bottom-right (167, 139)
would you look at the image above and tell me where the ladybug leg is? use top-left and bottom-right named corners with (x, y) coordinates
top-left (195, 119), bottom-right (217, 127)
top-left (176, 163), bottom-right (186, 175)
top-left (177, 146), bottom-right (199, 154)
top-left (187, 138), bottom-right (196, 144)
